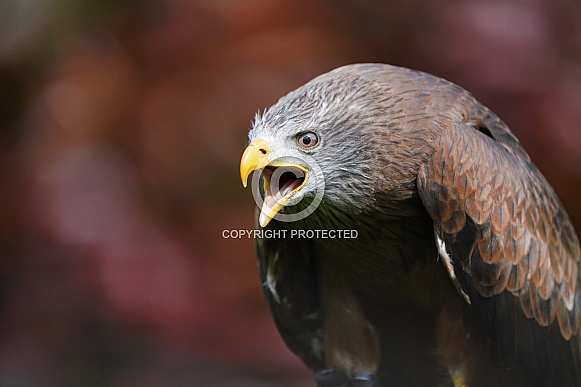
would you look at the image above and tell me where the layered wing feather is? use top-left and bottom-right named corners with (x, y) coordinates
top-left (417, 118), bottom-right (581, 383)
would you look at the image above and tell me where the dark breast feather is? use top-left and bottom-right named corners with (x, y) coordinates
top-left (255, 219), bottom-right (325, 371)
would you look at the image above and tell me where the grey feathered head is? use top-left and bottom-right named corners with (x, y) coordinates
top-left (241, 63), bottom-right (473, 227)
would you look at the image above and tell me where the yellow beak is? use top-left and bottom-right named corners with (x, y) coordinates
top-left (240, 139), bottom-right (270, 188)
top-left (240, 139), bottom-right (308, 227)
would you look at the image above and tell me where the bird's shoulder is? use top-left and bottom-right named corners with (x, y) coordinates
top-left (418, 119), bottom-right (581, 339)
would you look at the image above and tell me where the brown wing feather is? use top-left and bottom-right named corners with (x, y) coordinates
top-left (417, 117), bottom-right (581, 384)
top-left (417, 121), bottom-right (581, 340)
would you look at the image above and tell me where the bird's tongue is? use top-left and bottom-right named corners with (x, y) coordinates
top-left (264, 169), bottom-right (303, 211)
top-left (279, 175), bottom-right (303, 197)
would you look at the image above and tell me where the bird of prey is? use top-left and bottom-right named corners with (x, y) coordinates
top-left (239, 64), bottom-right (581, 387)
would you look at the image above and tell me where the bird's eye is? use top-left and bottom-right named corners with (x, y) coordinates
top-left (297, 132), bottom-right (319, 148)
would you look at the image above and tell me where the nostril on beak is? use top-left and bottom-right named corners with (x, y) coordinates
top-left (259, 148), bottom-right (267, 155)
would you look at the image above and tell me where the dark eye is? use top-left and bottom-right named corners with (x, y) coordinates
top-left (297, 132), bottom-right (319, 148)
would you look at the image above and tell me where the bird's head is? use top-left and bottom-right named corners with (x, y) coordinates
top-left (240, 64), bottom-right (446, 227)
top-left (239, 66), bottom-right (391, 228)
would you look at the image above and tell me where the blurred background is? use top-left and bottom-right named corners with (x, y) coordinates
top-left (0, 0), bottom-right (580, 385)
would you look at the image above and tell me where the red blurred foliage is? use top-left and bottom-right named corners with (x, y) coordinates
top-left (0, 0), bottom-right (579, 385)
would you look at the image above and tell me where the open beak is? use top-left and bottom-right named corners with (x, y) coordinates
top-left (240, 139), bottom-right (308, 227)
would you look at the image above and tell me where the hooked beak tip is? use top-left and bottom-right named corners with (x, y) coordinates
top-left (240, 139), bottom-right (270, 187)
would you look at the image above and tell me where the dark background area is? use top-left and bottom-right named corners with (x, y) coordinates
top-left (0, 0), bottom-right (580, 385)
